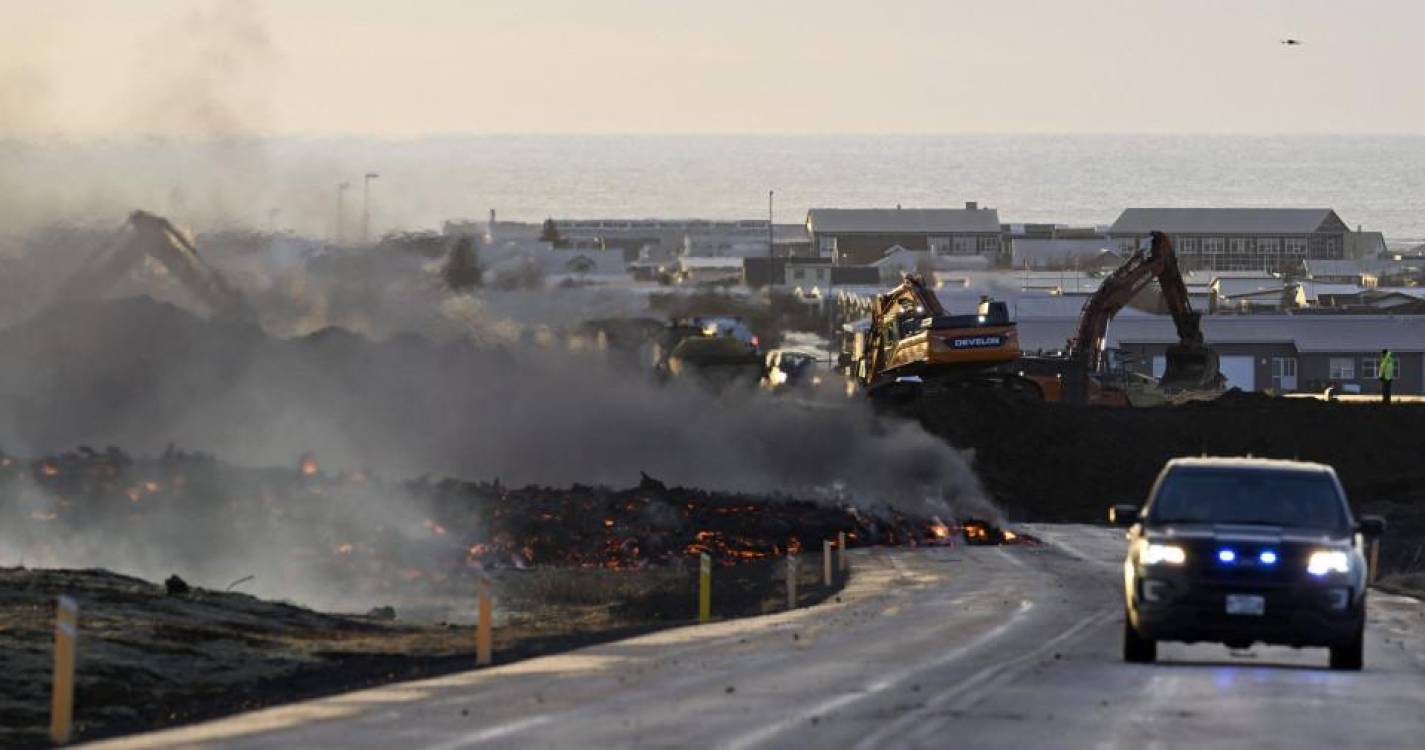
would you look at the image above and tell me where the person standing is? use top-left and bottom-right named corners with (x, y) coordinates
top-left (1379, 348), bottom-right (1397, 404)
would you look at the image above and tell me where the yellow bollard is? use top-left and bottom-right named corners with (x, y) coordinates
top-left (477, 575), bottom-right (492, 666)
top-left (838, 531), bottom-right (848, 573)
top-left (51, 595), bottom-right (78, 745)
top-left (786, 555), bottom-right (798, 609)
top-left (699, 553), bottom-right (712, 622)
top-left (823, 540), bottom-right (833, 587)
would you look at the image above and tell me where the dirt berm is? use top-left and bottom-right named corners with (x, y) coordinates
top-left (907, 392), bottom-right (1425, 572)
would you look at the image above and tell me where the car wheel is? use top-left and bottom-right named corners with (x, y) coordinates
top-left (1123, 613), bottom-right (1157, 664)
top-left (1329, 623), bottom-right (1364, 671)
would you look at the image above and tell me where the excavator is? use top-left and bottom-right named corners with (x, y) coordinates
top-left (855, 274), bottom-right (1040, 404)
top-left (853, 230), bottom-right (1221, 407)
top-left (51, 210), bottom-right (256, 322)
top-left (1054, 230), bottom-right (1221, 404)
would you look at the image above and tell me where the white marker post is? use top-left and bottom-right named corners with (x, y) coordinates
top-left (786, 554), bottom-right (798, 609)
top-left (823, 540), bottom-right (833, 587)
top-left (838, 531), bottom-right (848, 573)
top-left (699, 553), bottom-right (712, 623)
top-left (51, 596), bottom-right (78, 745)
top-left (477, 575), bottom-right (493, 666)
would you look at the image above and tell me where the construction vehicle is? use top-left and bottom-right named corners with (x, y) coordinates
top-left (855, 274), bottom-right (1040, 404)
top-left (851, 231), bottom-right (1221, 408)
top-left (1054, 230), bottom-right (1221, 404)
top-left (51, 210), bottom-right (255, 322)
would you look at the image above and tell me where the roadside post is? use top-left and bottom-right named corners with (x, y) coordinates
top-left (1368, 539), bottom-right (1381, 584)
top-left (477, 575), bottom-right (492, 666)
top-left (786, 554), bottom-right (798, 609)
top-left (50, 595), bottom-right (78, 745)
top-left (823, 540), bottom-right (833, 587)
top-left (838, 531), bottom-right (848, 573)
top-left (699, 553), bottom-right (712, 622)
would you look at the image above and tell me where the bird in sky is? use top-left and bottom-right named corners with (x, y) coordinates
top-left (1280, 39), bottom-right (1303, 46)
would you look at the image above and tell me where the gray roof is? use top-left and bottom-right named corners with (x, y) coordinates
top-left (806, 208), bottom-right (1001, 235)
top-left (1109, 208), bottom-right (1343, 236)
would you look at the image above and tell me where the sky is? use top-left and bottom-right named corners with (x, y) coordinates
top-left (2, 0), bottom-right (1424, 138)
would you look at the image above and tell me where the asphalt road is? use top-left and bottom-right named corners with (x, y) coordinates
top-left (85, 525), bottom-right (1425, 749)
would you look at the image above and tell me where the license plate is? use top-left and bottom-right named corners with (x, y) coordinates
top-left (1225, 594), bottom-right (1266, 616)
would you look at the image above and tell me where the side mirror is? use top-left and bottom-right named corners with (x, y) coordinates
top-left (1109, 504), bottom-right (1139, 527)
top-left (1357, 515), bottom-right (1387, 538)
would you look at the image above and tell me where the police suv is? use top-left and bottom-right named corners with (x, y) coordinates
top-left (1112, 457), bottom-right (1386, 670)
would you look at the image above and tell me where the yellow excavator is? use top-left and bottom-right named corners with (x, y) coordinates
top-left (856, 274), bottom-right (1041, 404)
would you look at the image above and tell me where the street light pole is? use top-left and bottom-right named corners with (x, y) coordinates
top-left (363, 172), bottom-right (380, 244)
top-left (336, 182), bottom-right (351, 243)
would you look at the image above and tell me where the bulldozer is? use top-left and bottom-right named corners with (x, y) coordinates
top-left (855, 274), bottom-right (1041, 405)
top-left (50, 210), bottom-right (256, 323)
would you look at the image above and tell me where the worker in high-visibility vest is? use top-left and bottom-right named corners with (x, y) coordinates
top-left (1380, 348), bottom-right (1397, 404)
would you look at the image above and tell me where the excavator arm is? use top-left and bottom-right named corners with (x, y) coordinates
top-left (1069, 230), bottom-right (1219, 392)
top-left (52, 210), bottom-right (255, 322)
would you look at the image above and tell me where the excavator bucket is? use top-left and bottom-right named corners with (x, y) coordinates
top-left (1160, 343), bottom-right (1221, 391)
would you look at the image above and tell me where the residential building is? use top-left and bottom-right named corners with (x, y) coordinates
top-left (805, 203), bottom-right (1002, 266)
top-left (1108, 208), bottom-right (1354, 273)
top-left (1110, 316), bottom-right (1424, 395)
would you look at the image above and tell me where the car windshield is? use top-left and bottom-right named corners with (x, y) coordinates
top-left (1148, 469), bottom-right (1348, 532)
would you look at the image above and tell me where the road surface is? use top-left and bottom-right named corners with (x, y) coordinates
top-left (85, 525), bottom-right (1425, 749)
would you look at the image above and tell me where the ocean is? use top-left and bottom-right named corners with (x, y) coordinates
top-left (7, 135), bottom-right (1425, 243)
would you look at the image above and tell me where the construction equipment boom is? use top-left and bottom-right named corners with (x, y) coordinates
top-left (52, 210), bottom-right (255, 322)
top-left (1063, 230), bottom-right (1219, 402)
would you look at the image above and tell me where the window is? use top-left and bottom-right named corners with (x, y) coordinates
top-left (1258, 237), bottom-right (1280, 255)
top-left (1229, 238), bottom-right (1251, 255)
top-left (1285, 238), bottom-right (1307, 256)
top-left (1177, 237), bottom-right (1200, 254)
top-left (978, 236), bottom-right (1001, 254)
top-left (1362, 357), bottom-right (1378, 379)
top-left (928, 236), bottom-right (950, 254)
top-left (1202, 238), bottom-right (1225, 255)
top-left (818, 236), bottom-right (837, 256)
top-left (792, 268), bottom-right (805, 281)
top-left (952, 236), bottom-right (974, 255)
top-left (1328, 357), bottom-right (1355, 380)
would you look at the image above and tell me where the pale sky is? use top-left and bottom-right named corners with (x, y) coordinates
top-left (3, 0), bottom-right (1424, 137)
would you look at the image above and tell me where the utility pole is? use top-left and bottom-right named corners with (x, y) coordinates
top-left (363, 172), bottom-right (380, 244)
top-left (336, 182), bottom-right (351, 243)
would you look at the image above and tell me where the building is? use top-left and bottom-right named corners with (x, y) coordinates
top-left (1108, 208), bottom-right (1353, 273)
top-left (1111, 316), bottom-right (1425, 394)
top-left (805, 203), bottom-right (1002, 266)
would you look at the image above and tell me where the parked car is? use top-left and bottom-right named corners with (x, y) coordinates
top-left (1111, 457), bottom-right (1385, 670)
top-left (762, 350), bottom-right (824, 392)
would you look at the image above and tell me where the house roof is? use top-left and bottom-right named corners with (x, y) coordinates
top-left (1109, 208), bottom-right (1345, 236)
top-left (806, 208), bottom-right (1001, 235)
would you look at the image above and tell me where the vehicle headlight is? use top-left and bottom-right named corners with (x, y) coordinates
top-left (1307, 550), bottom-right (1350, 577)
top-left (1143, 543), bottom-right (1186, 566)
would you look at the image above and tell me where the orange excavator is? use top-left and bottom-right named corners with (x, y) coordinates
top-left (856, 274), bottom-right (1040, 404)
top-left (1054, 230), bottom-right (1221, 404)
